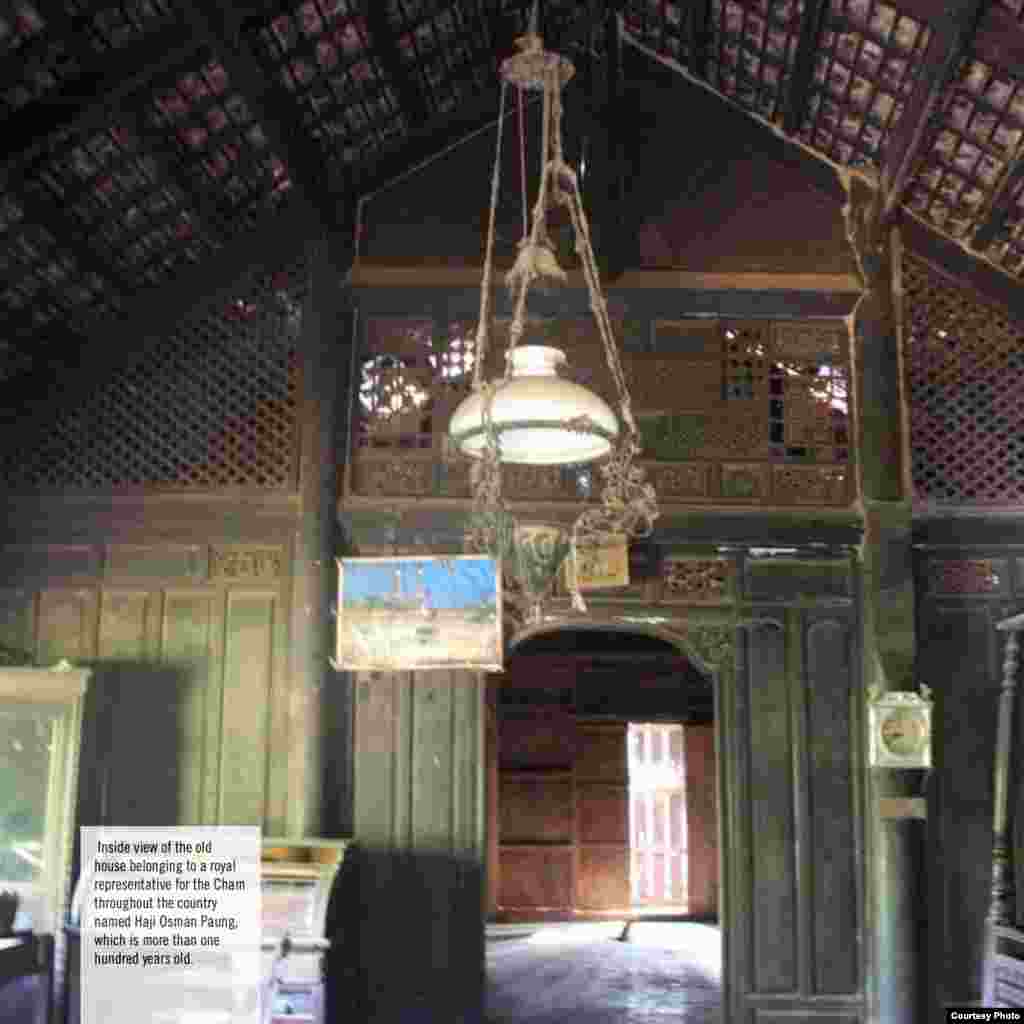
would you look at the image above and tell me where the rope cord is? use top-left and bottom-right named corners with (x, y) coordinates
top-left (518, 86), bottom-right (528, 240)
top-left (472, 78), bottom-right (509, 394)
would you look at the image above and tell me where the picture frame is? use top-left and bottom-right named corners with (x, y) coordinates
top-left (336, 555), bottom-right (503, 671)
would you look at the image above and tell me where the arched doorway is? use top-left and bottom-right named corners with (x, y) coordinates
top-left (484, 622), bottom-right (726, 1022)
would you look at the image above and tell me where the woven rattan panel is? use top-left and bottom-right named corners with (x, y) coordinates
top-left (904, 253), bottom-right (1024, 503)
top-left (0, 261), bottom-right (305, 490)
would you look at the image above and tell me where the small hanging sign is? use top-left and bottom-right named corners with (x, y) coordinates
top-left (564, 535), bottom-right (630, 592)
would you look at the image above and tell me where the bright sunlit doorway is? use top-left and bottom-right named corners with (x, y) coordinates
top-left (628, 722), bottom-right (718, 919)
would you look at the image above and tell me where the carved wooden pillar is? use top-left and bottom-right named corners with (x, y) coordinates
top-left (984, 615), bottom-right (1023, 1001)
top-left (290, 236), bottom-right (349, 836)
top-left (847, 177), bottom-right (923, 1024)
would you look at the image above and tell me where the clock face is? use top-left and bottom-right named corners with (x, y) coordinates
top-left (880, 708), bottom-right (928, 757)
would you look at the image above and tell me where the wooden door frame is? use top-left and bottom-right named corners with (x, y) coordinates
top-left (493, 609), bottom-right (733, 1004)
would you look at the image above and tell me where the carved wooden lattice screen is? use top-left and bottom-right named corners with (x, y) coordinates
top-left (0, 259), bottom-right (305, 490)
top-left (350, 316), bottom-right (853, 506)
top-left (904, 253), bottom-right (1024, 503)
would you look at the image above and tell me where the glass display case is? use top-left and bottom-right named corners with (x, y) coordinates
top-left (0, 664), bottom-right (89, 1024)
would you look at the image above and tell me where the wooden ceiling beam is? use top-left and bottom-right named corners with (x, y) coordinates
top-left (781, 0), bottom-right (831, 135)
top-left (879, 0), bottom-right (987, 226)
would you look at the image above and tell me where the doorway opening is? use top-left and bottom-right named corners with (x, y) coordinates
top-left (629, 722), bottom-right (687, 912)
top-left (485, 625), bottom-right (722, 1023)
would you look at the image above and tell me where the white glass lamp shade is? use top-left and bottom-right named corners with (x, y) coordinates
top-left (448, 346), bottom-right (619, 465)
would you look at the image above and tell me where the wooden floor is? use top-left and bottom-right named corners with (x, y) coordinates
top-left (486, 921), bottom-right (722, 1023)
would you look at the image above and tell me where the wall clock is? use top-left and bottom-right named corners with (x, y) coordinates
top-left (868, 689), bottom-right (932, 768)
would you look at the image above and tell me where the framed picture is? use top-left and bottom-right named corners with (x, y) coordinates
top-left (336, 555), bottom-right (503, 671)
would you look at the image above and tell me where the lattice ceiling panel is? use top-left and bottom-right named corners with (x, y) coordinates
top-left (146, 55), bottom-right (294, 239)
top-left (389, 2), bottom-right (490, 117)
top-left (250, 1), bottom-right (404, 186)
top-left (908, 58), bottom-right (1024, 242)
top-left (706, 0), bottom-right (805, 121)
top-left (798, 0), bottom-right (929, 168)
top-left (22, 116), bottom-right (223, 291)
top-left (0, 259), bottom-right (306, 490)
top-left (904, 253), bottom-right (1024, 504)
top-left (0, 189), bottom-right (124, 347)
top-left (622, 1), bottom-right (690, 65)
top-left (1, 0), bottom-right (179, 123)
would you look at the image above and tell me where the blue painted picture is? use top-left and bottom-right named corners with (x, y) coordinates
top-left (336, 555), bottom-right (503, 671)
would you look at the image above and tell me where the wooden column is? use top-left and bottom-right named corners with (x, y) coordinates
top-left (984, 616), bottom-right (1023, 1001)
top-left (290, 236), bottom-right (349, 836)
top-left (848, 177), bottom-right (923, 1024)
top-left (486, 679), bottom-right (500, 918)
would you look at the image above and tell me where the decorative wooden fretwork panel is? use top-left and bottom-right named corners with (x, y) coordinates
top-left (0, 261), bottom-right (304, 490)
top-left (349, 314), bottom-right (852, 507)
top-left (904, 254), bottom-right (1024, 503)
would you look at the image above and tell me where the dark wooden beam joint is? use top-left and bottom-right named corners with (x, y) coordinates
top-left (878, 0), bottom-right (987, 226)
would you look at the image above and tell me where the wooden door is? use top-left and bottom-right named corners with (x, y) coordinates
top-left (576, 721), bottom-right (630, 913)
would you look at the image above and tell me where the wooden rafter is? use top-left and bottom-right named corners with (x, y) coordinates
top-left (879, 0), bottom-right (987, 226)
top-left (781, 0), bottom-right (830, 135)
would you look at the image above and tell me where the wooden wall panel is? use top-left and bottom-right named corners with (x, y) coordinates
top-left (578, 785), bottom-right (628, 844)
top-left (349, 670), bottom-right (486, 1021)
top-left (685, 723), bottom-right (718, 916)
top-left (577, 846), bottom-right (630, 910)
top-left (806, 618), bottom-right (859, 995)
top-left (37, 589), bottom-right (98, 664)
top-left (219, 592), bottom-right (275, 826)
top-left (162, 592), bottom-right (217, 825)
top-left (499, 848), bottom-right (573, 909)
top-left (746, 621), bottom-right (798, 993)
top-left (501, 779), bottom-right (573, 842)
top-left (576, 724), bottom-right (628, 782)
top-left (98, 590), bottom-right (153, 658)
top-left (0, 589), bottom-right (34, 657)
top-left (500, 713), bottom-right (576, 769)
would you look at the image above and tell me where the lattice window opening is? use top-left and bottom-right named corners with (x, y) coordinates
top-left (904, 254), bottom-right (1024, 503)
top-left (723, 322), bottom-right (850, 463)
top-left (0, 263), bottom-right (306, 491)
top-left (355, 319), bottom-right (479, 450)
